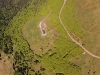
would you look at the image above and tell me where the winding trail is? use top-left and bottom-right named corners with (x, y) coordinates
top-left (59, 0), bottom-right (100, 59)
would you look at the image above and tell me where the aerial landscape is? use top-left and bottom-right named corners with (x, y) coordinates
top-left (0, 0), bottom-right (100, 75)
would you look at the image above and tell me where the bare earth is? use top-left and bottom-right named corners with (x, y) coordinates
top-left (0, 52), bottom-right (13, 75)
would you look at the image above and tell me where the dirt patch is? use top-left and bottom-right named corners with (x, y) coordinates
top-left (0, 51), bottom-right (13, 75)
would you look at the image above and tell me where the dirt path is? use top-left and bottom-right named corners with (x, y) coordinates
top-left (59, 0), bottom-right (100, 59)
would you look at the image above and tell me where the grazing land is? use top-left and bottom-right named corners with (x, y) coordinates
top-left (22, 0), bottom-right (83, 74)
top-left (0, 0), bottom-right (100, 75)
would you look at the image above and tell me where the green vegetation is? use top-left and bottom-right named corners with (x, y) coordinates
top-left (61, 0), bottom-right (85, 39)
top-left (0, 0), bottom-right (90, 75)
top-left (40, 36), bottom-right (82, 75)
top-left (4, 0), bottom-right (46, 74)
top-left (71, 0), bottom-right (100, 75)
top-left (22, 0), bottom-right (84, 75)
top-left (0, 0), bottom-right (44, 74)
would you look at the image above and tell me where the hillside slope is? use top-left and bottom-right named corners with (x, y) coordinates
top-left (0, 0), bottom-right (100, 75)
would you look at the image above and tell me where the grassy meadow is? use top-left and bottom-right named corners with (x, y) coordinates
top-left (22, 0), bottom-right (84, 75)
top-left (2, 0), bottom-right (100, 75)
top-left (72, 0), bottom-right (100, 75)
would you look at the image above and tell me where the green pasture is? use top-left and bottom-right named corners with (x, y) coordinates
top-left (22, 0), bottom-right (84, 74)
top-left (3, 0), bottom-right (86, 74)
